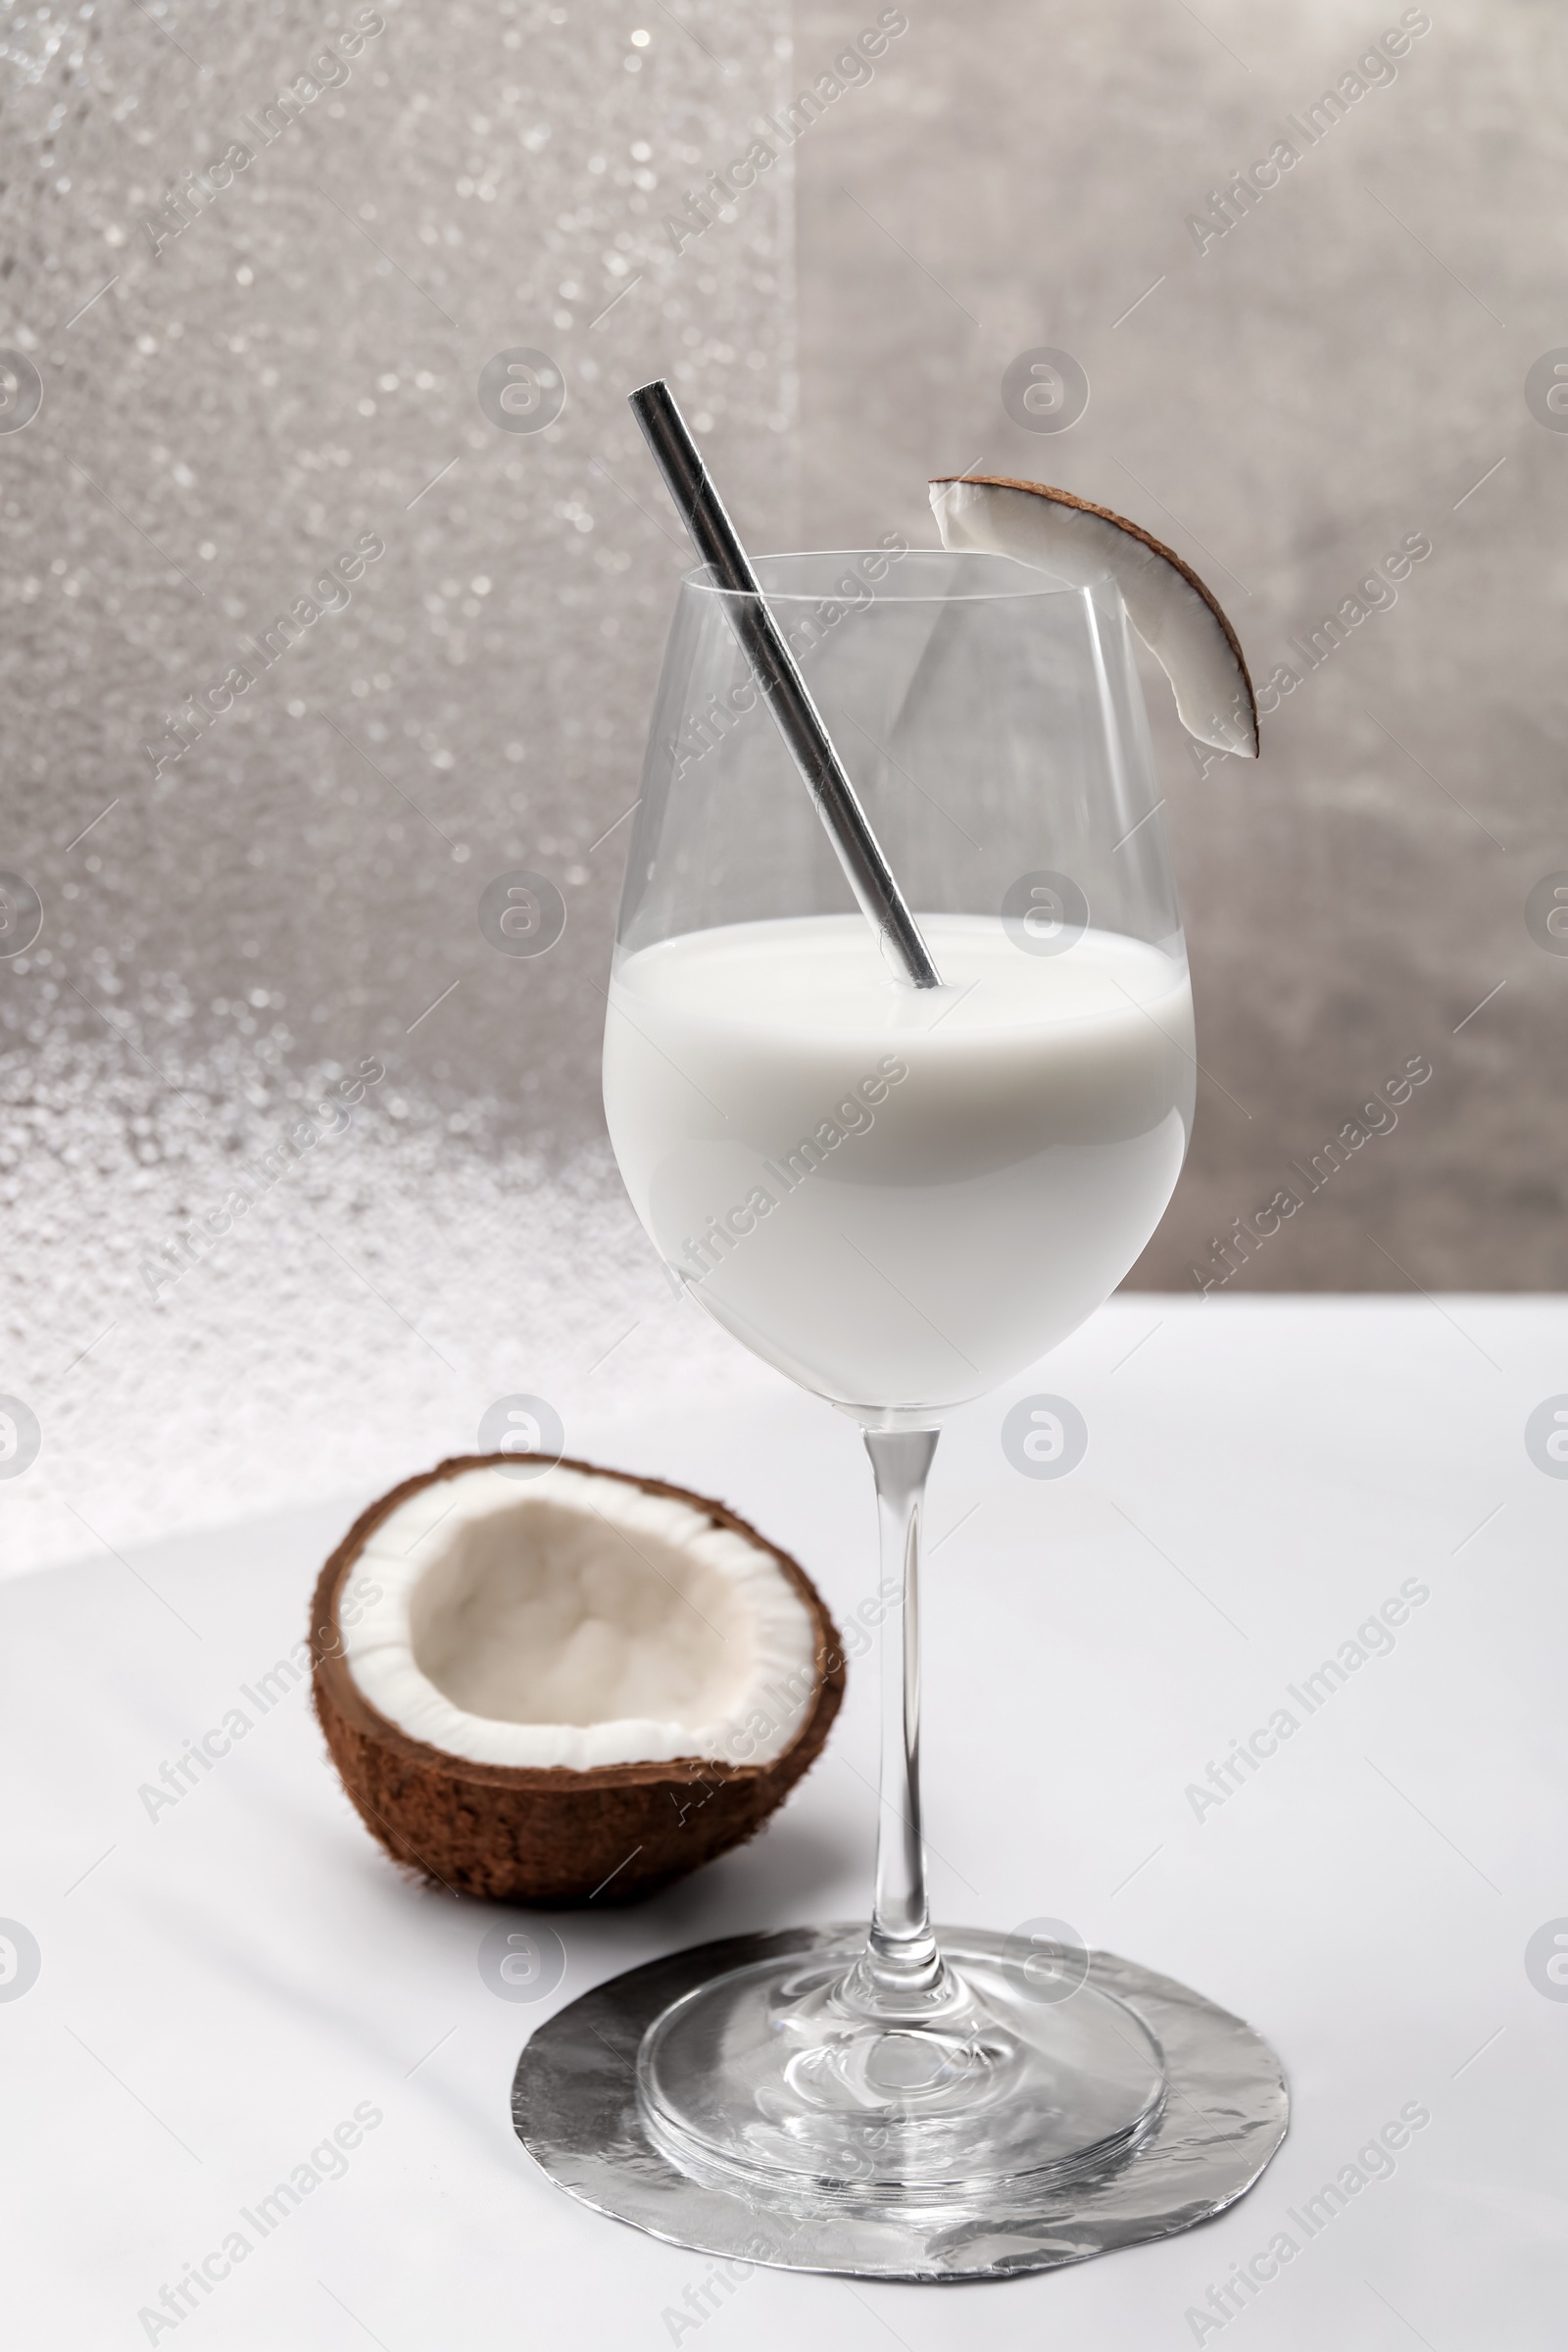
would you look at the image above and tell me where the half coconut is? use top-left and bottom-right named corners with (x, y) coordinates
top-left (312, 1453), bottom-right (844, 1905)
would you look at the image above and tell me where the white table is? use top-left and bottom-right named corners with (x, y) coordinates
top-left (4, 1298), bottom-right (1561, 2349)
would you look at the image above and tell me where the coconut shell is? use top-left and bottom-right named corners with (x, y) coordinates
top-left (310, 1452), bottom-right (846, 1906)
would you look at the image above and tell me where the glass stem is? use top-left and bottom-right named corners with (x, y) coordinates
top-left (857, 1426), bottom-right (952, 2013)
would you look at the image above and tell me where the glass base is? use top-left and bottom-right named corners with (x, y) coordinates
top-left (637, 1934), bottom-right (1165, 2212)
top-left (513, 1925), bottom-right (1290, 2279)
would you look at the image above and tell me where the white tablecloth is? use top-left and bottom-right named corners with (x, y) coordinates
top-left (4, 1298), bottom-right (1561, 2349)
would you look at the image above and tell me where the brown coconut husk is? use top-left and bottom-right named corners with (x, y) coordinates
top-left (310, 1452), bottom-right (846, 1906)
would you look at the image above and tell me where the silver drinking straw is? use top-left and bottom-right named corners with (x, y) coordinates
top-left (628, 379), bottom-right (943, 992)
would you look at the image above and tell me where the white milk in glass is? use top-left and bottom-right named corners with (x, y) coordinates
top-left (603, 913), bottom-right (1194, 1412)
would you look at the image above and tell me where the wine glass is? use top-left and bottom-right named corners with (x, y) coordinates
top-left (600, 544), bottom-right (1195, 2213)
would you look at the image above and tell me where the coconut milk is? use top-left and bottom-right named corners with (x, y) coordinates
top-left (603, 913), bottom-right (1194, 1413)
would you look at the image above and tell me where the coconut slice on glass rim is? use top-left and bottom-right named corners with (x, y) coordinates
top-left (312, 1454), bottom-right (844, 1906)
top-left (930, 472), bottom-right (1259, 759)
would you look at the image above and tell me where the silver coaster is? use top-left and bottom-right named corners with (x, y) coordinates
top-left (512, 1925), bottom-right (1290, 2281)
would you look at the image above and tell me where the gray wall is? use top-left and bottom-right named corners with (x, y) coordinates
top-left (795, 0), bottom-right (1567, 1295)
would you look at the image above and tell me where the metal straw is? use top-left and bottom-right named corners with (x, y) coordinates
top-left (628, 379), bottom-right (942, 991)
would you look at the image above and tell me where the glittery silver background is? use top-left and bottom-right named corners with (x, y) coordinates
top-left (0, 0), bottom-right (796, 1567)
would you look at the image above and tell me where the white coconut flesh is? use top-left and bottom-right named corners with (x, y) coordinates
top-left (338, 1463), bottom-right (820, 1772)
top-left (930, 475), bottom-right (1258, 759)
